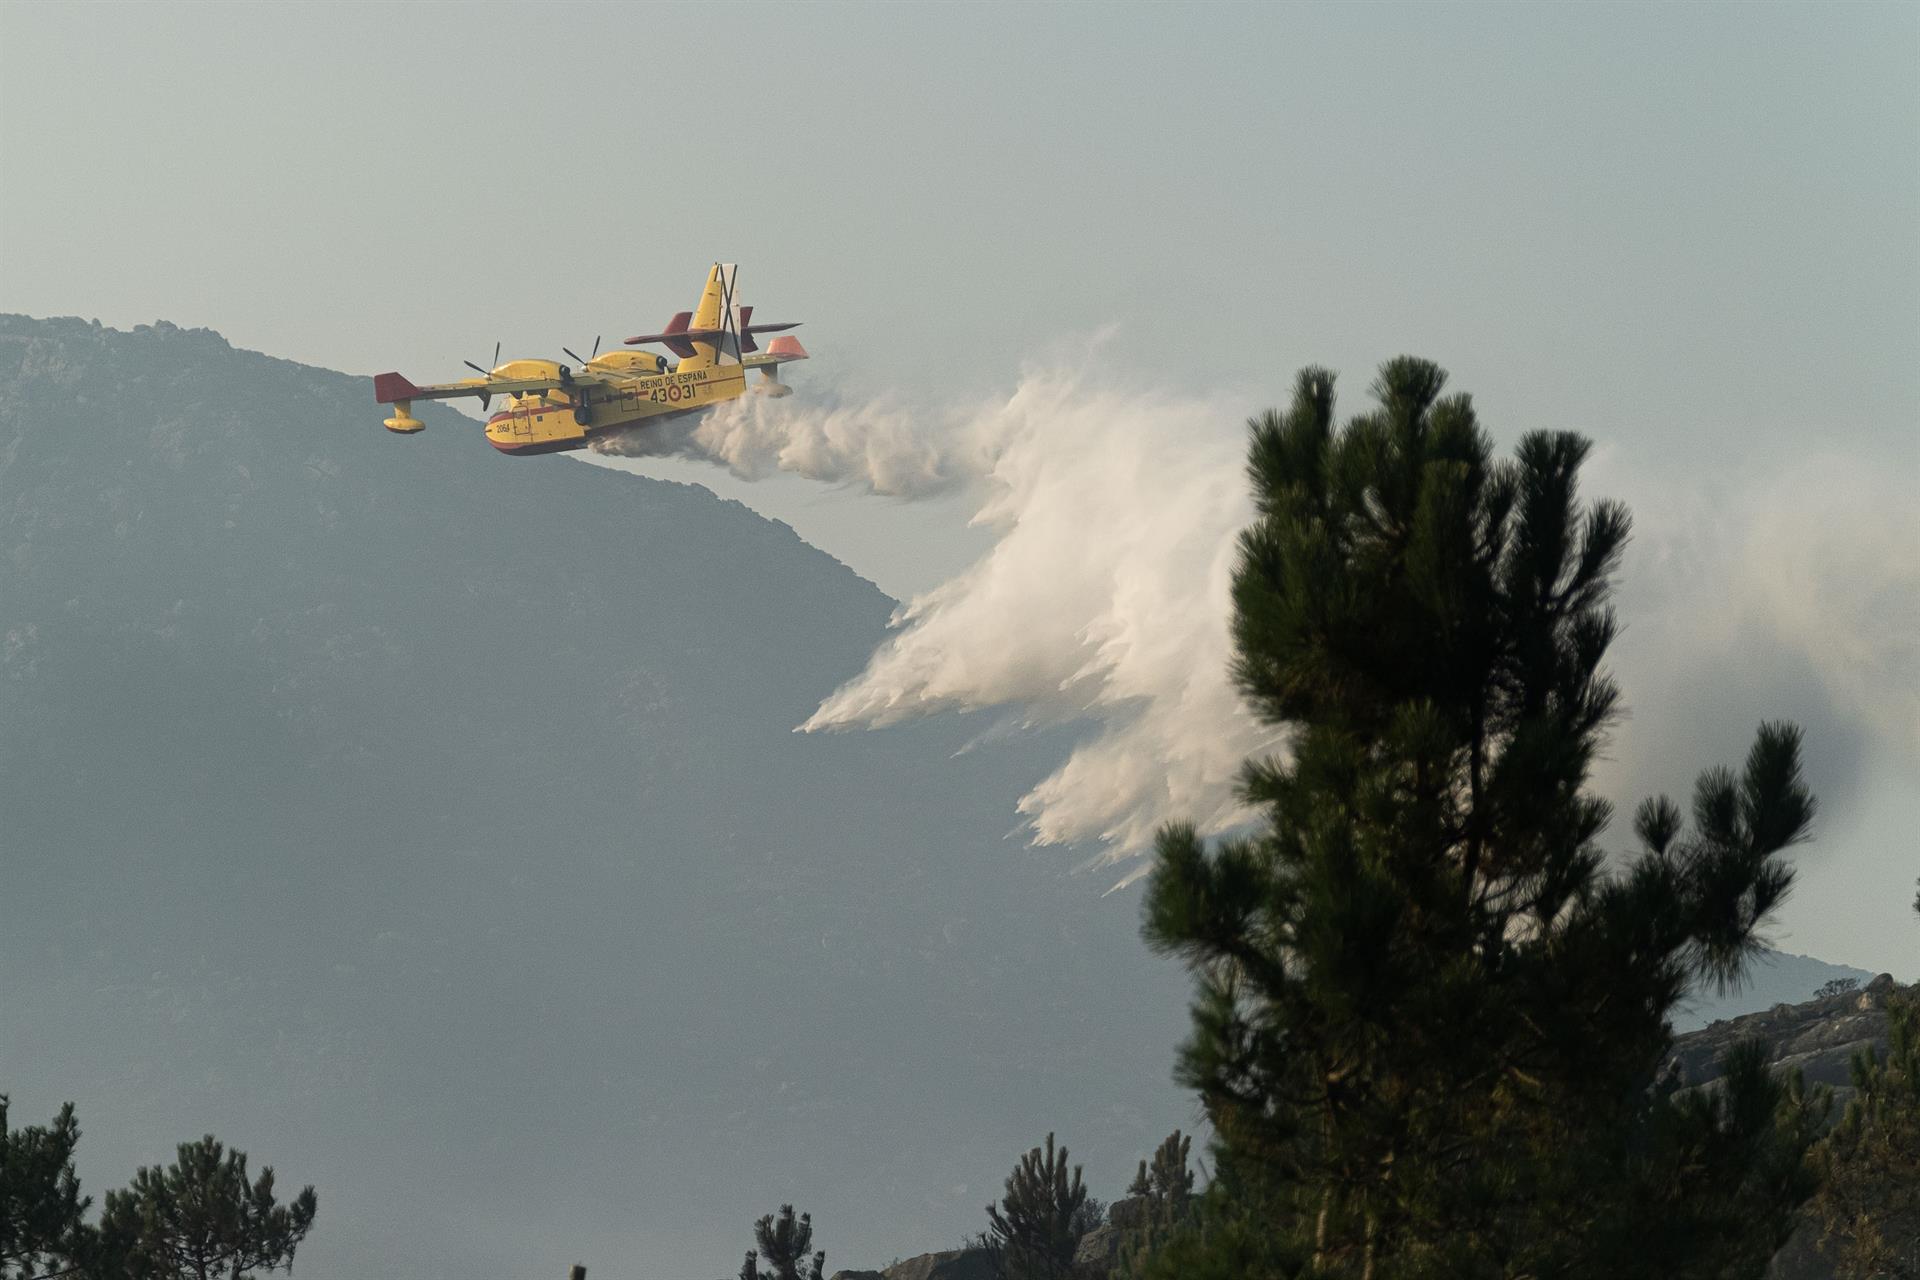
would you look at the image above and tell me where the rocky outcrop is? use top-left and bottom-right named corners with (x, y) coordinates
top-left (1670, 973), bottom-right (1899, 1112)
top-left (1072, 1195), bottom-right (1147, 1274)
top-left (829, 1272), bottom-right (887, 1280)
top-left (1673, 973), bottom-right (1912, 1280)
top-left (880, 1249), bottom-right (998, 1280)
top-left (1072, 1223), bottom-right (1122, 1274)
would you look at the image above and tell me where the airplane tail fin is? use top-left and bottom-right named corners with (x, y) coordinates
top-left (622, 264), bottom-right (799, 370)
top-left (681, 263), bottom-right (740, 369)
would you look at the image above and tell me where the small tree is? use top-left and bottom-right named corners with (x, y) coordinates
top-left (1810, 889), bottom-right (1920, 1276)
top-left (985, 1134), bottom-right (1086, 1280)
top-left (1128, 1131), bottom-right (1194, 1213)
top-left (1, 1098), bottom-right (90, 1280)
top-left (1116, 1131), bottom-right (1196, 1278)
top-left (741, 1206), bottom-right (823, 1280)
top-left (1817, 978), bottom-right (1862, 1000)
top-left (93, 1136), bottom-right (315, 1280)
top-left (1809, 1000), bottom-right (1920, 1277)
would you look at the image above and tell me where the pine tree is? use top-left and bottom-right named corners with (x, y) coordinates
top-left (92, 1136), bottom-right (316, 1280)
top-left (1, 1098), bottom-right (90, 1280)
top-left (1115, 1131), bottom-right (1196, 1279)
top-left (985, 1134), bottom-right (1087, 1280)
top-left (742, 1207), bottom-right (823, 1280)
top-left (1142, 359), bottom-right (1821, 1278)
top-left (1809, 890), bottom-right (1920, 1276)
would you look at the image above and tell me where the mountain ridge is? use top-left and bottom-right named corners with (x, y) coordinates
top-left (0, 313), bottom-right (1191, 1280)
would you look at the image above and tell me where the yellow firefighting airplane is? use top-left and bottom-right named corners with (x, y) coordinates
top-left (372, 263), bottom-right (806, 456)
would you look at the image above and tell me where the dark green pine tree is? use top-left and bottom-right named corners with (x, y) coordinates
top-left (1141, 358), bottom-right (1822, 1279)
top-left (985, 1134), bottom-right (1087, 1280)
top-left (1808, 887), bottom-right (1920, 1276)
top-left (92, 1136), bottom-right (316, 1280)
top-left (743, 1206), bottom-right (824, 1280)
top-left (1115, 1131), bottom-right (1196, 1279)
top-left (1, 1098), bottom-right (90, 1280)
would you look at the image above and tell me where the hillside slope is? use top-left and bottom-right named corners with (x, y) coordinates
top-left (0, 317), bottom-right (1191, 1280)
top-left (1671, 974), bottom-right (1912, 1279)
top-left (1679, 951), bottom-right (1877, 1030)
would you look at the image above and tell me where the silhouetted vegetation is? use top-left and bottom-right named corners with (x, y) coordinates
top-left (1138, 359), bottom-right (1823, 1277)
top-left (1114, 1131), bottom-right (1196, 1279)
top-left (92, 1136), bottom-right (316, 1280)
top-left (740, 1206), bottom-right (824, 1280)
top-left (984, 1133), bottom-right (1088, 1280)
top-left (1817, 977), bottom-right (1862, 999)
top-left (0, 1106), bottom-right (313, 1280)
top-left (1, 1098), bottom-right (89, 1280)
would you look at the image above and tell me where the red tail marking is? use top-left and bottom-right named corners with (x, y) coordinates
top-left (373, 371), bottom-right (424, 404)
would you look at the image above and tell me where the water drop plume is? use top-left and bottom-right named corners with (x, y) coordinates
top-left (593, 362), bottom-right (1276, 868)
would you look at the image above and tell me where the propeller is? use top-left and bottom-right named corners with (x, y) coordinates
top-left (463, 340), bottom-right (503, 378)
top-left (462, 342), bottom-right (502, 412)
top-left (562, 336), bottom-right (602, 367)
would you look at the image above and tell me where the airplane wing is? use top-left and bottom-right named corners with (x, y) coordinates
top-left (373, 371), bottom-right (564, 405)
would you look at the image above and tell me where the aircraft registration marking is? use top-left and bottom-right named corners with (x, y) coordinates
top-left (626, 368), bottom-right (716, 404)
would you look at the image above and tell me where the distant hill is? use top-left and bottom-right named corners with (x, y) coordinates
top-left (1677, 950), bottom-right (1877, 1030)
top-left (0, 317), bottom-right (1192, 1280)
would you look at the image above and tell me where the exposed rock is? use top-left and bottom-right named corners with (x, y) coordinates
top-left (1672, 973), bottom-right (1913, 1280)
top-left (1074, 1195), bottom-right (1147, 1273)
top-left (1669, 972), bottom-right (1897, 1101)
top-left (882, 1249), bottom-right (998, 1280)
top-left (1073, 1222), bottom-right (1122, 1273)
top-left (1104, 1195), bottom-right (1149, 1230)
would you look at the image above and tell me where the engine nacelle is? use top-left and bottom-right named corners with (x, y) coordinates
top-left (586, 350), bottom-right (667, 377)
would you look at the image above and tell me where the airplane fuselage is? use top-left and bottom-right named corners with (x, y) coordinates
top-left (484, 362), bottom-right (749, 455)
top-left (371, 264), bottom-right (803, 452)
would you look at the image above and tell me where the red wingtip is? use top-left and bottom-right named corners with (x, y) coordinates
top-left (766, 335), bottom-right (808, 360)
top-left (372, 371), bottom-right (423, 404)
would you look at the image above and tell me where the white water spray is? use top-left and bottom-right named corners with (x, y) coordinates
top-left (593, 364), bottom-right (1277, 870)
top-left (594, 363), bottom-right (1919, 885)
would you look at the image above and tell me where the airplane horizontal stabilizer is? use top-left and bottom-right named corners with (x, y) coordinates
top-left (373, 372), bottom-right (425, 404)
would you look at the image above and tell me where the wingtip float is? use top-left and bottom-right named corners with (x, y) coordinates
top-left (370, 263), bottom-right (807, 456)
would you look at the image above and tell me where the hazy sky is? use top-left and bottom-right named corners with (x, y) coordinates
top-left (3, 0), bottom-right (1916, 967)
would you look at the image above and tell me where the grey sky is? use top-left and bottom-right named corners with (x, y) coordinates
top-left (3, 0), bottom-right (1916, 967)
